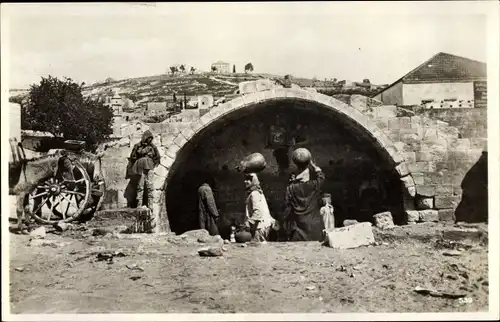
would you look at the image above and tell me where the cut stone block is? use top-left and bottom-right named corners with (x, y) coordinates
top-left (403, 152), bottom-right (416, 163)
top-left (395, 162), bottom-right (409, 176)
top-left (374, 105), bottom-right (397, 118)
top-left (412, 172), bottom-right (425, 185)
top-left (405, 210), bottom-right (420, 223)
top-left (399, 117), bottom-right (411, 129)
top-left (435, 195), bottom-right (461, 209)
top-left (408, 162), bottom-right (431, 173)
top-left (322, 222), bottom-right (375, 249)
top-left (401, 175), bottom-right (415, 195)
top-left (416, 196), bottom-right (434, 210)
top-left (373, 211), bottom-right (395, 229)
top-left (419, 209), bottom-right (439, 222)
top-left (416, 185), bottom-right (436, 197)
top-left (388, 118), bottom-right (400, 129)
top-left (438, 209), bottom-right (456, 222)
top-left (436, 185), bottom-right (454, 195)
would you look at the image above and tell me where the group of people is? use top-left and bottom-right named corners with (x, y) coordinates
top-left (197, 148), bottom-right (336, 243)
top-left (125, 130), bottom-right (335, 243)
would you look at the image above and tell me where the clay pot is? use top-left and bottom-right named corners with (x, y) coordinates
top-left (234, 230), bottom-right (252, 243)
top-left (237, 153), bottom-right (266, 173)
top-left (292, 148), bottom-right (311, 166)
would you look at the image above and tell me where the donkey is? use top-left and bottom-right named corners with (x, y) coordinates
top-left (9, 142), bottom-right (101, 233)
top-left (10, 151), bottom-right (64, 232)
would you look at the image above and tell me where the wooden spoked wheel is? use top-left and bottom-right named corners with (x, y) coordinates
top-left (24, 160), bottom-right (91, 224)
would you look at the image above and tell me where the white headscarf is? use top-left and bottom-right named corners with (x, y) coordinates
top-left (245, 173), bottom-right (263, 193)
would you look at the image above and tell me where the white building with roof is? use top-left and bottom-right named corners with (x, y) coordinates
top-left (372, 52), bottom-right (487, 108)
top-left (211, 61), bottom-right (231, 74)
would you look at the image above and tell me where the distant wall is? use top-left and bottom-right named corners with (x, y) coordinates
top-left (375, 82), bottom-right (403, 105)
top-left (402, 82), bottom-right (473, 106)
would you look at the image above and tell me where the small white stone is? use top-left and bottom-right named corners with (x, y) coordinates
top-left (29, 226), bottom-right (46, 239)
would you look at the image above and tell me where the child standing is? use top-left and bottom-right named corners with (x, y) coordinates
top-left (320, 193), bottom-right (335, 230)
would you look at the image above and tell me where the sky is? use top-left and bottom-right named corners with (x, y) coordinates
top-left (4, 2), bottom-right (489, 89)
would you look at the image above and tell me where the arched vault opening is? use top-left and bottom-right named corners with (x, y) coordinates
top-left (156, 89), bottom-right (415, 236)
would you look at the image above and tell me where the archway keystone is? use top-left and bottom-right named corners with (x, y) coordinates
top-left (152, 88), bottom-right (415, 233)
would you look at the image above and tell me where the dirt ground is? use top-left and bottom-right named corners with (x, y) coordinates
top-left (8, 221), bottom-right (489, 314)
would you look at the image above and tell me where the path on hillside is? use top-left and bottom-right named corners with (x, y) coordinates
top-left (209, 76), bottom-right (239, 87)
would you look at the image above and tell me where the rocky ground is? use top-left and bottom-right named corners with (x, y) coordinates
top-left (7, 219), bottom-right (489, 314)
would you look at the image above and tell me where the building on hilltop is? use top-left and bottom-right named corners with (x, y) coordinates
top-left (372, 52), bottom-right (487, 108)
top-left (211, 61), bottom-right (230, 74)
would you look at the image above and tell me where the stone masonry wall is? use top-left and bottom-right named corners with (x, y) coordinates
top-left (420, 108), bottom-right (487, 140)
top-left (367, 105), bottom-right (486, 223)
top-left (98, 88), bottom-right (487, 233)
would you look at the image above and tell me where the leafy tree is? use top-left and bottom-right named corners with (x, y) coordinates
top-left (244, 63), bottom-right (254, 73)
top-left (179, 64), bottom-right (186, 74)
top-left (211, 66), bottom-right (217, 72)
top-left (190, 66), bottom-right (196, 75)
top-left (170, 66), bottom-right (178, 76)
top-left (233, 65), bottom-right (236, 73)
top-left (22, 75), bottom-right (113, 151)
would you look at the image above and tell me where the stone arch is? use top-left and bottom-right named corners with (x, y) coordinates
top-left (153, 88), bottom-right (415, 233)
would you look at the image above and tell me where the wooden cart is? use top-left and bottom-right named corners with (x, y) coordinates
top-left (9, 138), bottom-right (106, 224)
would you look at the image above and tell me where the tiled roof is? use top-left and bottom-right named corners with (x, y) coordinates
top-left (212, 61), bottom-right (229, 65)
top-left (372, 52), bottom-right (486, 97)
top-left (403, 52), bottom-right (486, 82)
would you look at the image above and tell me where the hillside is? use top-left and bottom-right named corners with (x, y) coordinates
top-left (81, 73), bottom-right (278, 105)
top-left (8, 73), bottom-right (270, 106)
top-left (9, 72), bottom-right (386, 109)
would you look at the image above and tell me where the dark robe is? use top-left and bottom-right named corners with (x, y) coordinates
top-left (198, 183), bottom-right (220, 236)
top-left (56, 155), bottom-right (75, 181)
top-left (129, 130), bottom-right (160, 176)
top-left (283, 169), bottom-right (326, 241)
